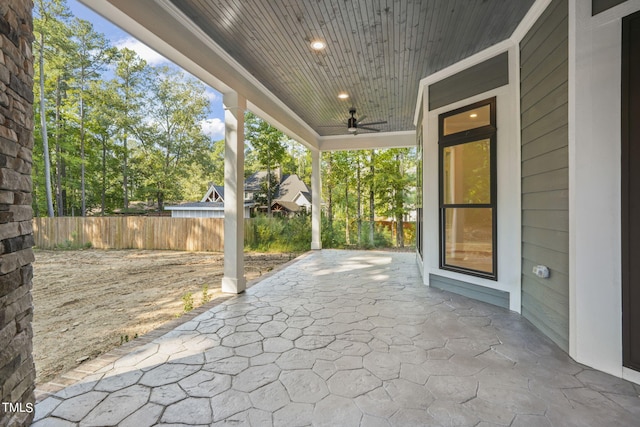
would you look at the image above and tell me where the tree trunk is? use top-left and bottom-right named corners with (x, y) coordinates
top-left (39, 33), bottom-right (55, 217)
top-left (397, 213), bottom-right (405, 248)
top-left (157, 190), bottom-right (164, 212)
top-left (80, 91), bottom-right (86, 216)
top-left (101, 138), bottom-right (106, 216)
top-left (55, 76), bottom-right (63, 216)
top-left (369, 150), bottom-right (375, 246)
top-left (396, 152), bottom-right (405, 247)
top-left (267, 152), bottom-right (272, 217)
top-left (345, 182), bottom-right (350, 245)
top-left (123, 132), bottom-right (129, 210)
top-left (327, 152), bottom-right (333, 240)
top-left (356, 156), bottom-right (362, 245)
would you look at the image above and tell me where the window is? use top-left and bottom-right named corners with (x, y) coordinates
top-left (439, 98), bottom-right (497, 279)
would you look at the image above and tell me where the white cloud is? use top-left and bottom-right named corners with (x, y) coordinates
top-left (201, 118), bottom-right (225, 140)
top-left (204, 88), bottom-right (219, 103)
top-left (115, 37), bottom-right (168, 66)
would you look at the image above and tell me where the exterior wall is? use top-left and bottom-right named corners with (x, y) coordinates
top-left (593, 0), bottom-right (627, 15)
top-left (430, 274), bottom-right (510, 309)
top-left (170, 209), bottom-right (225, 218)
top-left (520, 0), bottom-right (570, 352)
top-left (428, 52), bottom-right (509, 111)
top-left (0, 0), bottom-right (36, 425)
top-left (421, 46), bottom-right (522, 312)
top-left (570, 0), bottom-right (640, 384)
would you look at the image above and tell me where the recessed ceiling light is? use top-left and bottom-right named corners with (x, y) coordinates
top-left (469, 113), bottom-right (478, 118)
top-left (338, 93), bottom-right (349, 99)
top-left (310, 40), bottom-right (326, 50)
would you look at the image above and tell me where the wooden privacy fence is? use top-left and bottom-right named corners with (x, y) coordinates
top-left (32, 217), bottom-right (233, 252)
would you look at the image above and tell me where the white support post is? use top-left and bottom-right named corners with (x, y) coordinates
top-left (311, 148), bottom-right (322, 250)
top-left (222, 92), bottom-right (246, 293)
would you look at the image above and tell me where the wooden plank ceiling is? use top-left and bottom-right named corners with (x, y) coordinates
top-left (169, 0), bottom-right (534, 136)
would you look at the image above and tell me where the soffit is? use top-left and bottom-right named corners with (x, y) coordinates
top-left (168, 0), bottom-right (534, 136)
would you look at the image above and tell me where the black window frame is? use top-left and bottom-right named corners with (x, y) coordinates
top-left (438, 97), bottom-right (498, 280)
top-left (416, 108), bottom-right (424, 258)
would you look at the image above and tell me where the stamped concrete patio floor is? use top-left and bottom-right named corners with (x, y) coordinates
top-left (33, 250), bottom-right (640, 426)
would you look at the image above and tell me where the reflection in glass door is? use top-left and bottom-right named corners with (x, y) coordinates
top-left (439, 98), bottom-right (497, 279)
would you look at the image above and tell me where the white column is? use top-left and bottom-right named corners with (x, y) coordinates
top-left (222, 92), bottom-right (246, 293)
top-left (311, 148), bottom-right (322, 250)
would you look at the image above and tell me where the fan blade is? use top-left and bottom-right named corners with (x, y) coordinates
top-left (359, 120), bottom-right (387, 126)
top-left (356, 115), bottom-right (367, 123)
top-left (317, 125), bottom-right (345, 128)
top-left (358, 126), bottom-right (381, 132)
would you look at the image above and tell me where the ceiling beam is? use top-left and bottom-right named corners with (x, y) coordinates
top-left (319, 131), bottom-right (416, 152)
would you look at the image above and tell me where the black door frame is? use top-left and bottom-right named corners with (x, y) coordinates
top-left (622, 10), bottom-right (640, 372)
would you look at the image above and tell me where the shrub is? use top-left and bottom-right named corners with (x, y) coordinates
top-left (182, 292), bottom-right (194, 312)
top-left (202, 284), bottom-right (211, 303)
top-left (245, 214), bottom-right (310, 252)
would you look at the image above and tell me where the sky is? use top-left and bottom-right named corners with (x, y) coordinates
top-left (67, 0), bottom-right (226, 141)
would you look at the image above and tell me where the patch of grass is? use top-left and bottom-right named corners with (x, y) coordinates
top-left (182, 292), bottom-right (194, 313)
top-left (54, 232), bottom-right (92, 250)
top-left (120, 333), bottom-right (138, 345)
top-left (202, 284), bottom-right (211, 304)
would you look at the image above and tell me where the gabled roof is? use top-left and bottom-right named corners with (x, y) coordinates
top-left (276, 174), bottom-right (311, 203)
top-left (201, 185), bottom-right (225, 202)
top-left (294, 191), bottom-right (312, 205)
top-left (271, 201), bottom-right (303, 213)
top-left (244, 171), bottom-right (269, 192)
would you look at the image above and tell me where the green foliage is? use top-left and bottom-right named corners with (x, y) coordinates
top-left (245, 214), bottom-right (405, 252)
top-left (182, 292), bottom-right (194, 313)
top-left (202, 285), bottom-right (211, 304)
top-left (30, 0), bottom-right (418, 238)
top-left (246, 215), bottom-right (311, 252)
top-left (32, 4), bottom-right (214, 216)
top-left (120, 333), bottom-right (138, 344)
top-left (53, 232), bottom-right (92, 250)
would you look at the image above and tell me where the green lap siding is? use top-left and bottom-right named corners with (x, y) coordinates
top-left (520, 0), bottom-right (569, 352)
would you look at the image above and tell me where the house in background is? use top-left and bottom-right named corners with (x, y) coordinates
top-left (79, 0), bottom-right (640, 386)
top-left (202, 184), bottom-right (225, 202)
top-left (166, 172), bottom-right (312, 218)
top-left (245, 170), bottom-right (313, 215)
top-left (165, 185), bottom-right (252, 218)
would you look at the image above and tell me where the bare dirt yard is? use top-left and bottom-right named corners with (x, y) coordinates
top-left (32, 249), bottom-right (299, 385)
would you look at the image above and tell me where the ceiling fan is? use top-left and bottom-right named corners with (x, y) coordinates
top-left (322, 108), bottom-right (387, 135)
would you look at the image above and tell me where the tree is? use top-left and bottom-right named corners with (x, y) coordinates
top-left (33, 0), bottom-right (72, 217)
top-left (111, 48), bottom-right (149, 210)
top-left (245, 112), bottom-right (287, 216)
top-left (281, 141), bottom-right (311, 182)
top-left (369, 149), bottom-right (375, 246)
top-left (323, 151), bottom-right (335, 229)
top-left (375, 148), bottom-right (415, 247)
top-left (86, 80), bottom-right (120, 215)
top-left (136, 67), bottom-right (211, 210)
top-left (68, 18), bottom-right (114, 215)
top-left (331, 151), bottom-right (355, 245)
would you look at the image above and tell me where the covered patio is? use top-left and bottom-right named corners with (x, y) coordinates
top-left (4, 0), bottom-right (640, 425)
top-left (33, 250), bottom-right (640, 426)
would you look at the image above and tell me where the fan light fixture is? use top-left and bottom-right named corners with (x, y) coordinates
top-left (348, 117), bottom-right (357, 132)
top-left (310, 40), bottom-right (326, 50)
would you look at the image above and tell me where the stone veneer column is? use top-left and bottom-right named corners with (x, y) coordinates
top-left (0, 0), bottom-right (36, 426)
